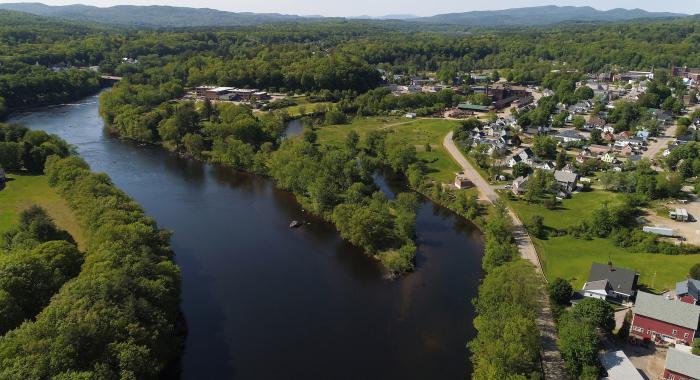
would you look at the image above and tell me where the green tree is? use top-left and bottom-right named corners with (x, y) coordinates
top-left (690, 263), bottom-right (700, 280)
top-left (548, 278), bottom-right (573, 305)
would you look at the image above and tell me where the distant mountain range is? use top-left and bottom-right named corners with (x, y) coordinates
top-left (0, 3), bottom-right (689, 28)
top-left (0, 3), bottom-right (323, 27)
top-left (413, 5), bottom-right (686, 26)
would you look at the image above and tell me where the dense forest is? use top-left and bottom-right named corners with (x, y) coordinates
top-left (0, 151), bottom-right (182, 379)
top-left (5, 8), bottom-right (700, 119)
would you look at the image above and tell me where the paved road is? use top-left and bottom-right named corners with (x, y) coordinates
top-left (443, 131), bottom-right (569, 380)
top-left (644, 123), bottom-right (677, 161)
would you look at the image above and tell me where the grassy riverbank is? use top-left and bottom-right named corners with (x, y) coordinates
top-left (0, 173), bottom-right (84, 248)
top-left (317, 117), bottom-right (463, 184)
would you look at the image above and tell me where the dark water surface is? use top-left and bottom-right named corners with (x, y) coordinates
top-left (8, 94), bottom-right (484, 379)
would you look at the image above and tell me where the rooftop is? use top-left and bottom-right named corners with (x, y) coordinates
top-left (634, 291), bottom-right (700, 330)
top-left (665, 347), bottom-right (700, 377)
top-left (554, 170), bottom-right (578, 184)
top-left (600, 350), bottom-right (644, 380)
top-left (676, 278), bottom-right (700, 301)
top-left (587, 262), bottom-right (637, 296)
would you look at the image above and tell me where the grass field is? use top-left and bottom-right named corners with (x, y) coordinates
top-left (506, 189), bottom-right (698, 292)
top-left (508, 190), bottom-right (622, 230)
top-left (535, 235), bottom-right (699, 293)
top-left (0, 173), bottom-right (84, 249)
top-left (316, 117), bottom-right (463, 184)
top-left (282, 102), bottom-right (335, 117)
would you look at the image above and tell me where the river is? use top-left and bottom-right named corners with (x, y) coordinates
top-left (8, 94), bottom-right (484, 379)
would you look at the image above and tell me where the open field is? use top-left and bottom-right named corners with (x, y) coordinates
top-left (534, 235), bottom-right (698, 293)
top-left (317, 117), bottom-right (463, 184)
top-left (507, 189), bottom-right (699, 292)
top-left (0, 173), bottom-right (84, 249)
top-left (508, 190), bottom-right (622, 230)
top-left (280, 98), bottom-right (333, 117)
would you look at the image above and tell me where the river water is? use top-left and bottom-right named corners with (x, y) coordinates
top-left (8, 94), bottom-right (484, 379)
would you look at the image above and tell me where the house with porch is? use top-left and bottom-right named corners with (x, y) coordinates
top-left (630, 291), bottom-right (700, 346)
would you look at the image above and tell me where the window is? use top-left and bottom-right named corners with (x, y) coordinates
top-left (672, 329), bottom-right (677, 335)
top-left (684, 333), bottom-right (689, 338)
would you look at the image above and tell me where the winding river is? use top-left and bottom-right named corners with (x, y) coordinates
top-left (8, 93), bottom-right (484, 379)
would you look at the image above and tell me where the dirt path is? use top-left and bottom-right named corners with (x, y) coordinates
top-left (443, 131), bottom-right (569, 380)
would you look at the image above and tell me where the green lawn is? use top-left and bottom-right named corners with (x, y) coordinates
top-left (505, 189), bottom-right (697, 293)
top-left (508, 190), bottom-right (622, 230)
top-left (282, 102), bottom-right (334, 117)
top-left (535, 235), bottom-right (699, 293)
top-left (0, 173), bottom-right (84, 249)
top-left (316, 117), bottom-right (463, 184)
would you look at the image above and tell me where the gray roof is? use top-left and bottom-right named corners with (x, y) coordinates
top-left (556, 130), bottom-right (584, 139)
top-left (676, 279), bottom-right (700, 301)
top-left (584, 279), bottom-right (611, 291)
top-left (634, 292), bottom-right (700, 330)
top-left (600, 350), bottom-right (644, 380)
top-left (665, 348), bottom-right (700, 377)
top-left (554, 170), bottom-right (579, 184)
top-left (587, 263), bottom-right (637, 296)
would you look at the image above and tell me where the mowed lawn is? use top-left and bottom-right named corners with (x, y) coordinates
top-left (281, 102), bottom-right (335, 117)
top-left (535, 235), bottom-right (700, 293)
top-left (316, 117), bottom-right (463, 184)
top-left (507, 189), bottom-right (698, 292)
top-left (508, 190), bottom-right (622, 230)
top-left (0, 173), bottom-right (84, 249)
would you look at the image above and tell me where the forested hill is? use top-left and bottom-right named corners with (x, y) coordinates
top-left (414, 5), bottom-right (687, 26)
top-left (0, 3), bottom-right (325, 27)
top-left (0, 3), bottom-right (688, 28)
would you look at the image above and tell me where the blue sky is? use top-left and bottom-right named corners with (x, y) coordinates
top-left (3, 0), bottom-right (698, 16)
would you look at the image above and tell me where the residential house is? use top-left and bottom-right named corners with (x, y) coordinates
top-left (554, 170), bottom-right (579, 193)
top-left (603, 125), bottom-right (616, 134)
top-left (663, 347), bottom-right (700, 380)
top-left (507, 147), bottom-right (534, 168)
top-left (631, 291), bottom-right (700, 346)
top-left (603, 132), bottom-right (615, 142)
top-left (676, 279), bottom-right (700, 305)
top-left (555, 130), bottom-right (585, 144)
top-left (602, 152), bottom-right (617, 164)
top-left (580, 262), bottom-right (639, 303)
top-left (621, 145), bottom-right (635, 156)
top-left (535, 161), bottom-right (556, 171)
top-left (587, 116), bottom-right (607, 130)
top-left (512, 176), bottom-right (529, 195)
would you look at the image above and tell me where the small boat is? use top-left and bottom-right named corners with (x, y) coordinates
top-left (289, 220), bottom-right (302, 228)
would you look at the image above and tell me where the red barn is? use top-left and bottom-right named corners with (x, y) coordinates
top-left (630, 292), bottom-right (700, 346)
top-left (677, 279), bottom-right (700, 305)
top-left (663, 348), bottom-right (700, 380)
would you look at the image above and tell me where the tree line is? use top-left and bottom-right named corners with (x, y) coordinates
top-left (0, 153), bottom-right (182, 379)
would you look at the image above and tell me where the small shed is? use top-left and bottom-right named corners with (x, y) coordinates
top-left (454, 173), bottom-right (472, 189)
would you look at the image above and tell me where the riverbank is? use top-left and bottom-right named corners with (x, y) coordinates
top-left (8, 93), bottom-right (484, 379)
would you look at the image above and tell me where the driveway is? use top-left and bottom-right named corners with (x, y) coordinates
top-left (645, 199), bottom-right (700, 246)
